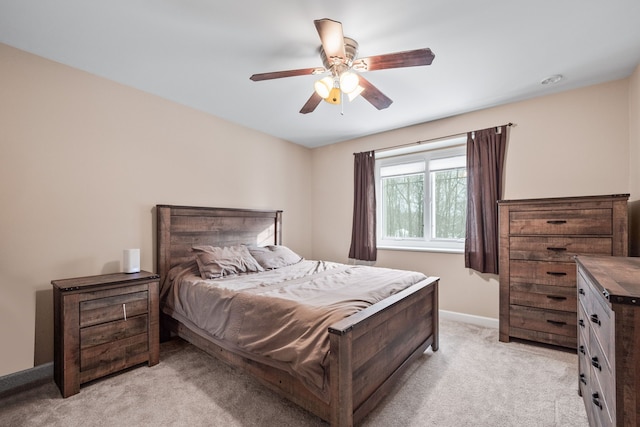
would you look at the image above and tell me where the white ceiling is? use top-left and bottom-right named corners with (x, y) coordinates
top-left (2, 1), bottom-right (640, 148)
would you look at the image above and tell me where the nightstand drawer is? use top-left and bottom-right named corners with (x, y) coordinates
top-left (81, 333), bottom-right (149, 376)
top-left (80, 291), bottom-right (148, 327)
top-left (509, 208), bottom-right (612, 235)
top-left (81, 314), bottom-right (148, 348)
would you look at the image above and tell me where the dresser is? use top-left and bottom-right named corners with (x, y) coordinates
top-left (498, 194), bottom-right (628, 348)
top-left (52, 271), bottom-right (160, 397)
top-left (576, 256), bottom-right (640, 427)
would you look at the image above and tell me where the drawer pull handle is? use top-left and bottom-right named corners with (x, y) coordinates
top-left (546, 295), bottom-right (567, 301)
top-left (589, 314), bottom-right (601, 326)
top-left (591, 393), bottom-right (603, 410)
top-left (579, 373), bottom-right (587, 385)
top-left (546, 247), bottom-right (567, 252)
top-left (546, 271), bottom-right (567, 276)
top-left (579, 345), bottom-right (586, 355)
top-left (547, 220), bottom-right (567, 224)
top-left (546, 319), bottom-right (567, 327)
top-left (578, 288), bottom-right (586, 295)
top-left (123, 303), bottom-right (127, 321)
top-left (591, 357), bottom-right (602, 371)
top-left (579, 319), bottom-right (585, 328)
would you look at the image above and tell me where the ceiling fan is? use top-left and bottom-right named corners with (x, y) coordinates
top-left (250, 18), bottom-right (435, 114)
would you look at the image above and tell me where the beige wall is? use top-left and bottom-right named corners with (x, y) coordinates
top-left (0, 44), bottom-right (313, 377)
top-left (1, 41), bottom-right (636, 379)
top-left (311, 79), bottom-right (631, 320)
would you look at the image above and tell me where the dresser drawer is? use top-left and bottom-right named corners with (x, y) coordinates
top-left (80, 291), bottom-right (148, 327)
top-left (510, 260), bottom-right (576, 287)
top-left (510, 283), bottom-right (576, 312)
top-left (587, 297), bottom-right (614, 374)
top-left (590, 358), bottom-right (615, 427)
top-left (577, 331), bottom-right (590, 396)
top-left (509, 236), bottom-right (612, 262)
top-left (578, 271), bottom-right (615, 370)
top-left (510, 305), bottom-right (577, 338)
top-left (578, 298), bottom-right (589, 349)
top-left (509, 209), bottom-right (613, 235)
top-left (589, 327), bottom-right (615, 406)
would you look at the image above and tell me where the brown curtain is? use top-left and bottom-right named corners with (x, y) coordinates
top-left (349, 151), bottom-right (377, 262)
top-left (465, 126), bottom-right (508, 274)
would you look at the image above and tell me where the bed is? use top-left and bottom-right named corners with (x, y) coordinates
top-left (156, 204), bottom-right (439, 426)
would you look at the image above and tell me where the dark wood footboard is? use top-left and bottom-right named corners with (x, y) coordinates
top-left (329, 276), bottom-right (439, 426)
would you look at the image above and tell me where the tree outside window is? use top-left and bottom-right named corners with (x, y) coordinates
top-left (376, 141), bottom-right (466, 252)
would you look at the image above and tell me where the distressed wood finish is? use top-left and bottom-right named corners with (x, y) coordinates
top-left (576, 256), bottom-right (640, 427)
top-left (498, 194), bottom-right (629, 349)
top-left (156, 204), bottom-right (439, 427)
top-left (52, 271), bottom-right (160, 397)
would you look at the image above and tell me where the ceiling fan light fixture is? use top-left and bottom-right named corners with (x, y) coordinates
top-left (339, 71), bottom-right (359, 94)
top-left (314, 76), bottom-right (334, 98)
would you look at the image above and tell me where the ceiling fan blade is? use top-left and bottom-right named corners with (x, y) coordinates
top-left (358, 76), bottom-right (393, 110)
top-left (300, 92), bottom-right (323, 114)
top-left (314, 18), bottom-right (346, 64)
top-left (250, 67), bottom-right (324, 81)
top-left (353, 48), bottom-right (435, 72)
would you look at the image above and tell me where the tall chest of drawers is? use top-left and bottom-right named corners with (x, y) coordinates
top-left (498, 194), bottom-right (628, 348)
top-left (575, 256), bottom-right (640, 427)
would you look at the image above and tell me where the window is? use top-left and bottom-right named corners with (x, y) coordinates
top-left (376, 137), bottom-right (467, 252)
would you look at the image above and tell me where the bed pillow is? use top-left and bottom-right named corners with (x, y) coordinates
top-left (248, 245), bottom-right (303, 270)
top-left (192, 245), bottom-right (264, 279)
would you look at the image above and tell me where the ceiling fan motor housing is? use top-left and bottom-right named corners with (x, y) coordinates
top-left (320, 37), bottom-right (359, 71)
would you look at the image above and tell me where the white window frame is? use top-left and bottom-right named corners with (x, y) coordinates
top-left (375, 136), bottom-right (467, 253)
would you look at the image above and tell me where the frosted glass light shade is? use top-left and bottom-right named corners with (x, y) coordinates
top-left (339, 71), bottom-right (359, 94)
top-left (314, 76), bottom-right (333, 98)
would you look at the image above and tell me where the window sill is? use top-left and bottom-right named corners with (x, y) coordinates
top-left (377, 245), bottom-right (464, 254)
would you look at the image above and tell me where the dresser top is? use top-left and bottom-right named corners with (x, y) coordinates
top-left (575, 256), bottom-right (640, 305)
top-left (498, 193), bottom-right (629, 205)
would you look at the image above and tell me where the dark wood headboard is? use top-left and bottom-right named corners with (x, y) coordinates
top-left (156, 205), bottom-right (282, 282)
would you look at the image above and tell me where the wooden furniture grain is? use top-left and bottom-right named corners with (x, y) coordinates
top-left (156, 204), bottom-right (439, 427)
top-left (498, 194), bottom-right (628, 348)
top-left (52, 271), bottom-right (160, 397)
top-left (576, 256), bottom-right (640, 427)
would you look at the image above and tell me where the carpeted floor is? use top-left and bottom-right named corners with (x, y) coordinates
top-left (0, 319), bottom-right (588, 426)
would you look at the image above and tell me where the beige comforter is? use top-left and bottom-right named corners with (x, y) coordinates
top-left (161, 260), bottom-right (427, 400)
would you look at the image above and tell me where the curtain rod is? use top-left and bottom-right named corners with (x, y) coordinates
top-left (355, 122), bottom-right (514, 155)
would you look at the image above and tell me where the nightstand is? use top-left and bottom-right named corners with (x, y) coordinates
top-left (52, 271), bottom-right (160, 397)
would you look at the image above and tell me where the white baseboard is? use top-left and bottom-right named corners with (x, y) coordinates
top-left (440, 309), bottom-right (499, 329)
top-left (0, 362), bottom-right (53, 396)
